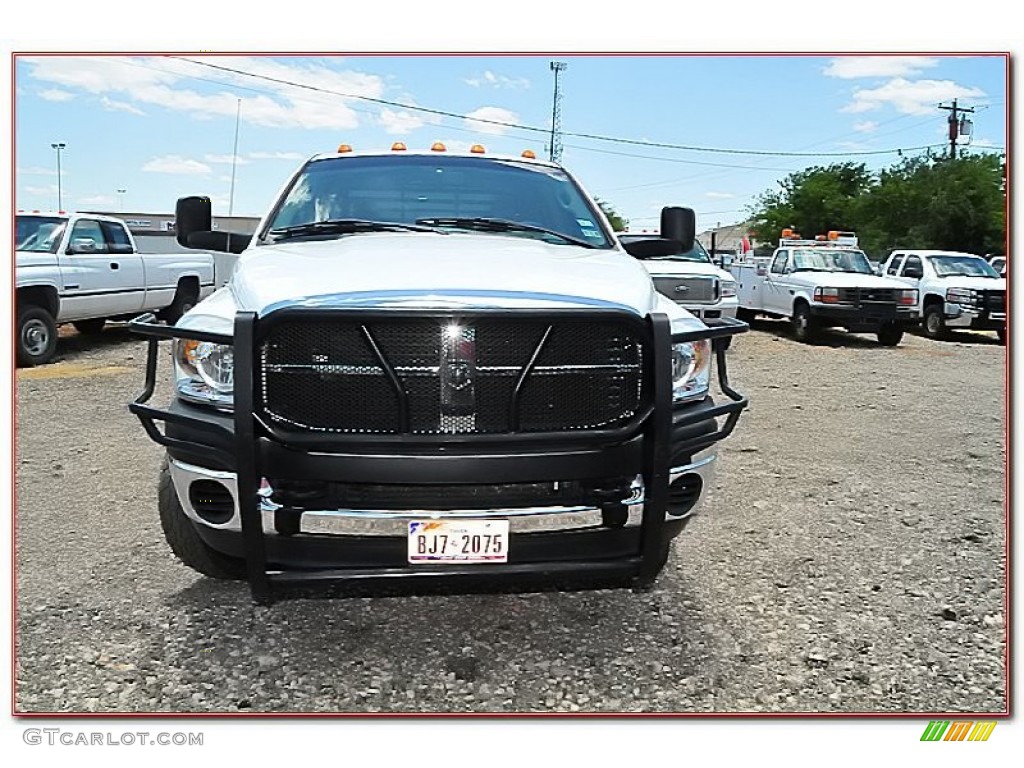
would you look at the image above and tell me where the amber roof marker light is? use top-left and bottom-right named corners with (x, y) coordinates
top-left (470, 144), bottom-right (486, 154)
top-left (431, 142), bottom-right (447, 152)
top-left (521, 150), bottom-right (537, 159)
top-left (337, 144), bottom-right (353, 153)
top-left (391, 142), bottom-right (407, 151)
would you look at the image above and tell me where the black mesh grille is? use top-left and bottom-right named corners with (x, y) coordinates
top-left (258, 314), bottom-right (646, 436)
top-left (978, 290), bottom-right (1006, 313)
top-left (837, 287), bottom-right (898, 304)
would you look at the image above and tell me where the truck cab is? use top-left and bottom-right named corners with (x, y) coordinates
top-left (882, 249), bottom-right (1006, 344)
top-left (729, 230), bottom-right (918, 345)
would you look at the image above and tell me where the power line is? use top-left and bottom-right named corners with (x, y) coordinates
top-left (170, 57), bottom-right (944, 159)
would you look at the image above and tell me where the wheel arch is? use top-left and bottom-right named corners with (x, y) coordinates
top-left (17, 284), bottom-right (59, 318)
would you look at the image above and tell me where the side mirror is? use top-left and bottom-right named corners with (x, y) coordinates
top-left (904, 267), bottom-right (923, 279)
top-left (175, 195), bottom-right (252, 254)
top-left (67, 237), bottom-right (96, 254)
top-left (175, 196), bottom-right (212, 248)
top-left (660, 206), bottom-right (695, 252)
top-left (620, 237), bottom-right (684, 258)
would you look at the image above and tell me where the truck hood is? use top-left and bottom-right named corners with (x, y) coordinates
top-left (636, 258), bottom-right (733, 281)
top-left (786, 271), bottom-right (911, 289)
top-left (934, 275), bottom-right (1006, 292)
top-left (15, 251), bottom-right (58, 269)
top-left (230, 232), bottom-right (659, 316)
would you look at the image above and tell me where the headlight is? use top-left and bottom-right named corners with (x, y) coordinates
top-left (720, 280), bottom-right (737, 298)
top-left (671, 339), bottom-right (711, 402)
top-left (813, 286), bottom-right (841, 304)
top-left (946, 287), bottom-right (976, 306)
top-left (174, 338), bottom-right (234, 409)
top-left (899, 289), bottom-right (918, 306)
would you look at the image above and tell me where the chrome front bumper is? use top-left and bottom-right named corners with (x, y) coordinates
top-left (168, 448), bottom-right (717, 538)
top-left (944, 302), bottom-right (1006, 327)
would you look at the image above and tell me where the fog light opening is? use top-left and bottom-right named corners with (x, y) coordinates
top-left (188, 479), bottom-right (235, 525)
top-left (667, 473), bottom-right (703, 517)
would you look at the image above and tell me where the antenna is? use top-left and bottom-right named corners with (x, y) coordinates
top-left (548, 61), bottom-right (568, 163)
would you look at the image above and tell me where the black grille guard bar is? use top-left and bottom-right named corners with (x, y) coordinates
top-left (128, 310), bottom-right (749, 602)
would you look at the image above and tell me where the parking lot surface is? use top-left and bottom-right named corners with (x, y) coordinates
top-left (15, 321), bottom-right (1006, 713)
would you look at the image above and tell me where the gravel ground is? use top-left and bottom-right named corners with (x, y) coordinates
top-left (14, 319), bottom-right (1006, 713)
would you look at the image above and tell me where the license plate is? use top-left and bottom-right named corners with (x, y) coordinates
top-left (407, 520), bottom-right (509, 564)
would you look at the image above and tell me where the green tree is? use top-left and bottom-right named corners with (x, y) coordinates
top-left (747, 154), bottom-right (1006, 259)
top-left (747, 163), bottom-right (872, 245)
top-left (595, 198), bottom-right (628, 232)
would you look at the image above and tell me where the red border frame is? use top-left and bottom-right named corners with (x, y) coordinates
top-left (9, 51), bottom-right (1011, 719)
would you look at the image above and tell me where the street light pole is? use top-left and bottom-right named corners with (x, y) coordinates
top-left (51, 142), bottom-right (66, 211)
top-left (117, 188), bottom-right (127, 212)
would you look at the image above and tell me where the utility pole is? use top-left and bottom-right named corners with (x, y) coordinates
top-left (228, 98), bottom-right (241, 217)
top-left (51, 142), bottom-right (66, 211)
top-left (938, 99), bottom-right (974, 160)
top-left (548, 61), bottom-right (568, 164)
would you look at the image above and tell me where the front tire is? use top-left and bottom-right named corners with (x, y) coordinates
top-left (922, 303), bottom-right (948, 340)
top-left (73, 318), bottom-right (106, 336)
top-left (158, 462), bottom-right (246, 580)
top-left (791, 302), bottom-right (818, 344)
top-left (159, 284), bottom-right (198, 325)
top-left (17, 305), bottom-right (58, 367)
top-left (877, 323), bottom-right (904, 347)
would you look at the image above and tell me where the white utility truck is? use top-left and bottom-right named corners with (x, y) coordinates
top-left (15, 212), bottom-right (221, 366)
top-left (880, 249), bottom-right (1006, 344)
top-left (729, 230), bottom-right (919, 346)
top-left (127, 143), bottom-right (750, 602)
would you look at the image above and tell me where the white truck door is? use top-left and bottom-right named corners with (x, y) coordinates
top-left (59, 218), bottom-right (145, 320)
top-left (763, 250), bottom-right (791, 315)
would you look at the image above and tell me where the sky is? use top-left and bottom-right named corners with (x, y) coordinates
top-left (13, 54), bottom-right (1006, 233)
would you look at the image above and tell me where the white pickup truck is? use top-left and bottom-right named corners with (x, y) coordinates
top-left (617, 228), bottom-right (738, 323)
top-left (127, 145), bottom-right (750, 602)
top-left (880, 249), bottom-right (1006, 344)
top-left (15, 212), bottom-right (220, 365)
top-left (729, 231), bottom-right (918, 346)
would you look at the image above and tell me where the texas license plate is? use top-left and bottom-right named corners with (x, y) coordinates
top-left (407, 520), bottom-right (509, 564)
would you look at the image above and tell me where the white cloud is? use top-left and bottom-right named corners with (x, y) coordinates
top-left (22, 55), bottom-right (389, 131)
top-left (841, 78), bottom-right (985, 115)
top-left (463, 106), bottom-right (519, 136)
top-left (17, 166), bottom-right (59, 176)
top-left (378, 106), bottom-right (441, 135)
top-left (100, 96), bottom-right (145, 115)
top-left (853, 120), bottom-right (878, 133)
top-left (705, 191), bottom-right (734, 199)
top-left (39, 88), bottom-right (74, 102)
top-left (464, 70), bottom-right (530, 89)
top-left (824, 57), bottom-right (939, 79)
top-left (77, 194), bottom-right (115, 206)
top-left (834, 140), bottom-right (871, 151)
top-left (142, 155), bottom-right (212, 175)
top-left (249, 150), bottom-right (305, 160)
top-left (23, 184), bottom-right (58, 196)
top-left (204, 153), bottom-right (250, 165)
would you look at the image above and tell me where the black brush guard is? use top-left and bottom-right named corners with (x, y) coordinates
top-left (129, 309), bottom-right (748, 603)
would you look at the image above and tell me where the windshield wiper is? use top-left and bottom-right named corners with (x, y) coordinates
top-left (267, 218), bottom-right (441, 241)
top-left (415, 217), bottom-right (597, 249)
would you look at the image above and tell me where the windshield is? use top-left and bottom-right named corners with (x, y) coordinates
top-left (928, 255), bottom-right (1000, 278)
top-left (791, 248), bottom-right (873, 274)
top-left (16, 215), bottom-right (66, 253)
top-left (618, 235), bottom-right (712, 263)
top-left (263, 155), bottom-right (613, 248)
